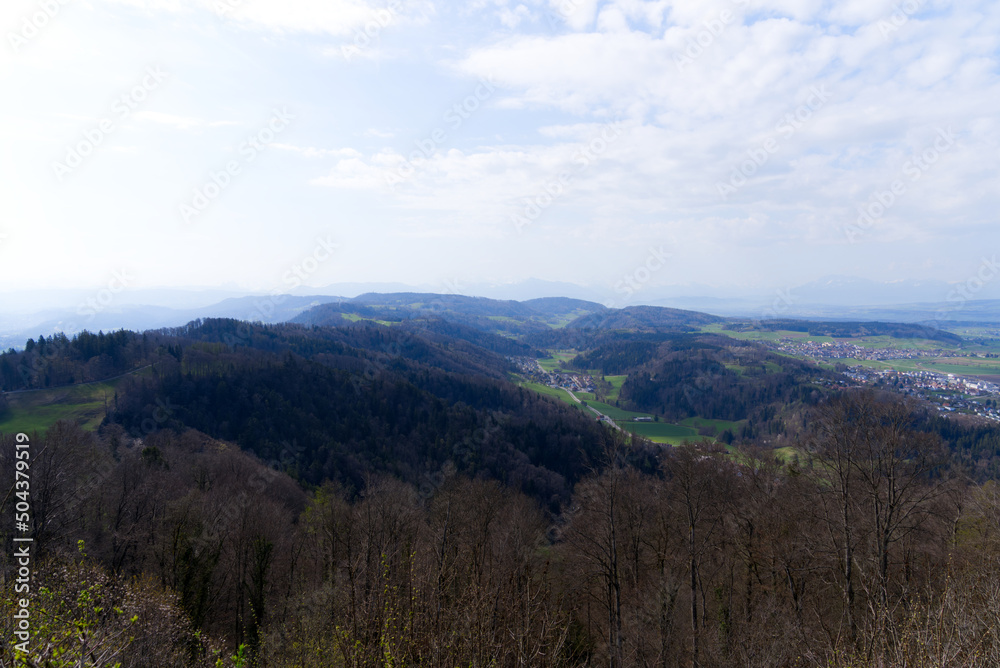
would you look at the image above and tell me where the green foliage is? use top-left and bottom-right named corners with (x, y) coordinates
top-left (0, 550), bottom-right (209, 667)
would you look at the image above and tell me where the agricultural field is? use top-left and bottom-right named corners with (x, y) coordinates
top-left (704, 323), bottom-right (971, 353)
top-left (680, 417), bottom-right (742, 433)
top-left (819, 356), bottom-right (1000, 379)
top-left (915, 357), bottom-right (1000, 378)
top-left (605, 375), bottom-right (626, 399)
top-left (622, 421), bottom-right (700, 445)
top-left (702, 324), bottom-right (837, 345)
top-left (580, 399), bottom-right (652, 421)
top-left (522, 383), bottom-right (739, 446)
top-left (537, 350), bottom-right (578, 372)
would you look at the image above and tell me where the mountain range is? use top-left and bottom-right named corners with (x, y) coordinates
top-left (4, 275), bottom-right (1000, 350)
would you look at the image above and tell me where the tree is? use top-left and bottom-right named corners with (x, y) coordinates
top-left (662, 441), bottom-right (732, 668)
top-left (808, 390), bottom-right (948, 654)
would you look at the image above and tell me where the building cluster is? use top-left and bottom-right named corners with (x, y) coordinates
top-left (844, 366), bottom-right (1000, 422)
top-left (769, 338), bottom-right (942, 361)
top-left (508, 356), bottom-right (596, 394)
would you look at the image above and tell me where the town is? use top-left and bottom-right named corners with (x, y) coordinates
top-left (766, 338), bottom-right (945, 362)
top-left (843, 366), bottom-right (1000, 422)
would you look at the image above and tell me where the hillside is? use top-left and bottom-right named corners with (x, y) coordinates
top-left (566, 304), bottom-right (726, 331)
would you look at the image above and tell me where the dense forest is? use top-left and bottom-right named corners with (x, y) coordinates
top-left (4, 317), bottom-right (1000, 666)
top-left (3, 393), bottom-right (1000, 666)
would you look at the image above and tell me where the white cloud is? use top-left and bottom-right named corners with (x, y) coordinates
top-left (273, 144), bottom-right (363, 158)
top-left (132, 111), bottom-right (239, 130)
top-left (2, 0), bottom-right (998, 291)
top-left (99, 0), bottom-right (430, 37)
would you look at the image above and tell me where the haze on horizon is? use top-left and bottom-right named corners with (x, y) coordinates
top-left (1, 0), bottom-right (997, 301)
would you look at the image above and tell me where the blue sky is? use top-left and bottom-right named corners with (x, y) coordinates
top-left (0, 0), bottom-right (997, 300)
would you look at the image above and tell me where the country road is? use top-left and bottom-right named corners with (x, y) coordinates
top-left (1, 365), bottom-right (153, 396)
top-left (564, 387), bottom-right (624, 432)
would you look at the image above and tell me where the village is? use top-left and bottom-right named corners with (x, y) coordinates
top-left (509, 356), bottom-right (597, 394)
top-left (768, 338), bottom-right (944, 362)
top-left (844, 366), bottom-right (1000, 422)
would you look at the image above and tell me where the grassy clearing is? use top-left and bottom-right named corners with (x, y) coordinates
top-left (537, 310), bottom-right (594, 329)
top-left (772, 446), bottom-right (804, 464)
top-left (0, 380), bottom-right (122, 434)
top-left (537, 350), bottom-right (579, 372)
top-left (340, 314), bottom-right (397, 326)
top-left (520, 382), bottom-right (583, 410)
top-left (623, 421), bottom-right (699, 445)
top-left (604, 375), bottom-right (626, 400)
top-left (679, 417), bottom-right (742, 433)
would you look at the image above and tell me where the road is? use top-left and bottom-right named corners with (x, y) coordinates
top-left (564, 387), bottom-right (624, 432)
top-left (531, 358), bottom-right (624, 433)
top-left (2, 365), bottom-right (153, 396)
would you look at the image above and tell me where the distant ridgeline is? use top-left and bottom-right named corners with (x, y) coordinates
top-left (725, 319), bottom-right (963, 344)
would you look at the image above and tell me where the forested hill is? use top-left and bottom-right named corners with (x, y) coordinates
top-left (565, 304), bottom-right (725, 331)
top-left (0, 319), bottom-right (509, 393)
top-left (0, 319), bottom-right (623, 506)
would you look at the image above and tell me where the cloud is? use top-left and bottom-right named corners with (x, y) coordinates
top-left (273, 144), bottom-right (363, 159)
top-left (99, 0), bottom-right (430, 37)
top-left (436, 0), bottom-right (1000, 240)
top-left (132, 111), bottom-right (239, 130)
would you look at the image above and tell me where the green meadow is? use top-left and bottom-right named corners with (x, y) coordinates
top-left (0, 380), bottom-right (120, 434)
top-left (520, 382), bottom-right (583, 410)
top-left (622, 421), bottom-right (699, 445)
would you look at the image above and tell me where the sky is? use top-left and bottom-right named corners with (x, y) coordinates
top-left (0, 0), bottom-right (998, 302)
